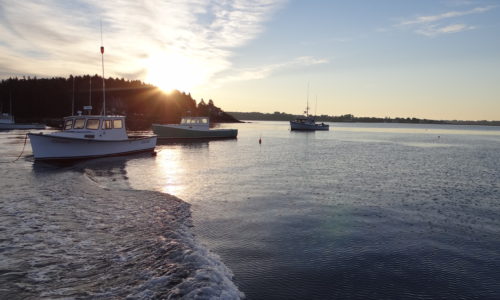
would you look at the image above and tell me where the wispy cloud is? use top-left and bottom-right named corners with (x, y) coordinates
top-left (216, 56), bottom-right (329, 84)
top-left (0, 0), bottom-right (288, 91)
top-left (400, 6), bottom-right (495, 25)
top-left (415, 23), bottom-right (476, 37)
top-left (397, 5), bottom-right (495, 37)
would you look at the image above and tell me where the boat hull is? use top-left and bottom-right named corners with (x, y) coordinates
top-left (28, 133), bottom-right (157, 160)
top-left (152, 124), bottom-right (238, 139)
top-left (290, 121), bottom-right (329, 131)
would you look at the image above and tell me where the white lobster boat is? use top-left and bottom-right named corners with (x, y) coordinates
top-left (28, 114), bottom-right (157, 160)
top-left (28, 36), bottom-right (157, 161)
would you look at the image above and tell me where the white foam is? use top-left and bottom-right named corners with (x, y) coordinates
top-left (1, 163), bottom-right (244, 299)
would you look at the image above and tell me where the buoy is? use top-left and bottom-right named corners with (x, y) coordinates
top-left (259, 137), bottom-right (262, 144)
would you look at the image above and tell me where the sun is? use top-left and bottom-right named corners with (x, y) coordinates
top-left (145, 52), bottom-right (206, 93)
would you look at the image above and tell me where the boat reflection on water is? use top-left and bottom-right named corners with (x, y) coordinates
top-left (156, 138), bottom-right (211, 147)
top-left (31, 152), bottom-right (154, 178)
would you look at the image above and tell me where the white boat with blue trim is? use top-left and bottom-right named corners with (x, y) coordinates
top-left (28, 114), bottom-right (156, 160)
top-left (27, 34), bottom-right (157, 161)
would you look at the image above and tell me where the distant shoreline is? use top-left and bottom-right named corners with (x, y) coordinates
top-left (227, 112), bottom-right (500, 127)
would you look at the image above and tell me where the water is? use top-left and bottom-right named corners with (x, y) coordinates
top-left (1, 122), bottom-right (499, 299)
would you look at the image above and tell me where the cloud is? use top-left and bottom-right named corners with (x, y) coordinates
top-left (215, 56), bottom-right (329, 84)
top-left (0, 0), bottom-right (287, 90)
top-left (397, 5), bottom-right (495, 37)
top-left (400, 6), bottom-right (495, 25)
top-left (415, 23), bottom-right (476, 37)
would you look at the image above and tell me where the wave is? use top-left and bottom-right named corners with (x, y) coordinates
top-left (1, 160), bottom-right (243, 299)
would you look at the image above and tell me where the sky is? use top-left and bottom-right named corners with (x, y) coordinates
top-left (0, 0), bottom-right (499, 120)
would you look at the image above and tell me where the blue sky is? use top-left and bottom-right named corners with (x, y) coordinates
top-left (1, 0), bottom-right (499, 120)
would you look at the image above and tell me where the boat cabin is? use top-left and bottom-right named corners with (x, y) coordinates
top-left (59, 115), bottom-right (128, 140)
top-left (179, 117), bottom-right (210, 129)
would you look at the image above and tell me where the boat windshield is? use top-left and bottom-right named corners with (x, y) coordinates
top-left (181, 118), bottom-right (208, 124)
top-left (103, 120), bottom-right (112, 129)
top-left (113, 119), bottom-right (123, 129)
top-left (64, 119), bottom-right (73, 130)
top-left (86, 119), bottom-right (100, 130)
top-left (74, 118), bottom-right (85, 129)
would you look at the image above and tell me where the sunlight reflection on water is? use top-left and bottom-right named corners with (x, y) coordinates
top-left (156, 147), bottom-right (185, 195)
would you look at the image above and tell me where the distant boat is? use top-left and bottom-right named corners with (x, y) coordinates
top-left (290, 115), bottom-right (329, 131)
top-left (27, 28), bottom-right (157, 160)
top-left (152, 117), bottom-right (238, 139)
top-left (0, 113), bottom-right (45, 130)
top-left (0, 94), bottom-right (46, 130)
top-left (290, 87), bottom-right (329, 131)
top-left (28, 114), bottom-right (157, 160)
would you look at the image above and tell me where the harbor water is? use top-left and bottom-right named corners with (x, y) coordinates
top-left (1, 121), bottom-right (499, 299)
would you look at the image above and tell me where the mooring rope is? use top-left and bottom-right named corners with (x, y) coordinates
top-left (11, 133), bottom-right (29, 162)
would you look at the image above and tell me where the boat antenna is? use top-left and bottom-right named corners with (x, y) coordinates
top-left (72, 76), bottom-right (75, 115)
top-left (100, 20), bottom-right (106, 116)
top-left (89, 76), bottom-right (92, 115)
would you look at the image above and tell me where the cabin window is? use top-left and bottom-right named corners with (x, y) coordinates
top-left (113, 119), bottom-right (123, 129)
top-left (74, 118), bottom-right (85, 129)
top-left (64, 119), bottom-right (73, 130)
top-left (103, 120), bottom-right (113, 129)
top-left (86, 119), bottom-right (100, 130)
top-left (201, 119), bottom-right (208, 124)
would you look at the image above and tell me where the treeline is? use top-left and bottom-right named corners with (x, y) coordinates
top-left (0, 76), bottom-right (239, 129)
top-left (229, 111), bottom-right (500, 126)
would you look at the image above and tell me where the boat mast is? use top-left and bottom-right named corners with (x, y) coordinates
top-left (315, 95), bottom-right (318, 117)
top-left (100, 21), bottom-right (106, 116)
top-left (306, 82), bottom-right (310, 117)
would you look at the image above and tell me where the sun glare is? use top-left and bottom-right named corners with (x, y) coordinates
top-left (145, 53), bottom-right (206, 93)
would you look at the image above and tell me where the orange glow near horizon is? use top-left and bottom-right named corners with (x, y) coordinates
top-left (145, 52), bottom-right (207, 94)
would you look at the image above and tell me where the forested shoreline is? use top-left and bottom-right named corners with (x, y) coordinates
top-left (0, 76), bottom-right (239, 130)
top-left (229, 111), bottom-right (500, 126)
top-left (2, 76), bottom-right (498, 129)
